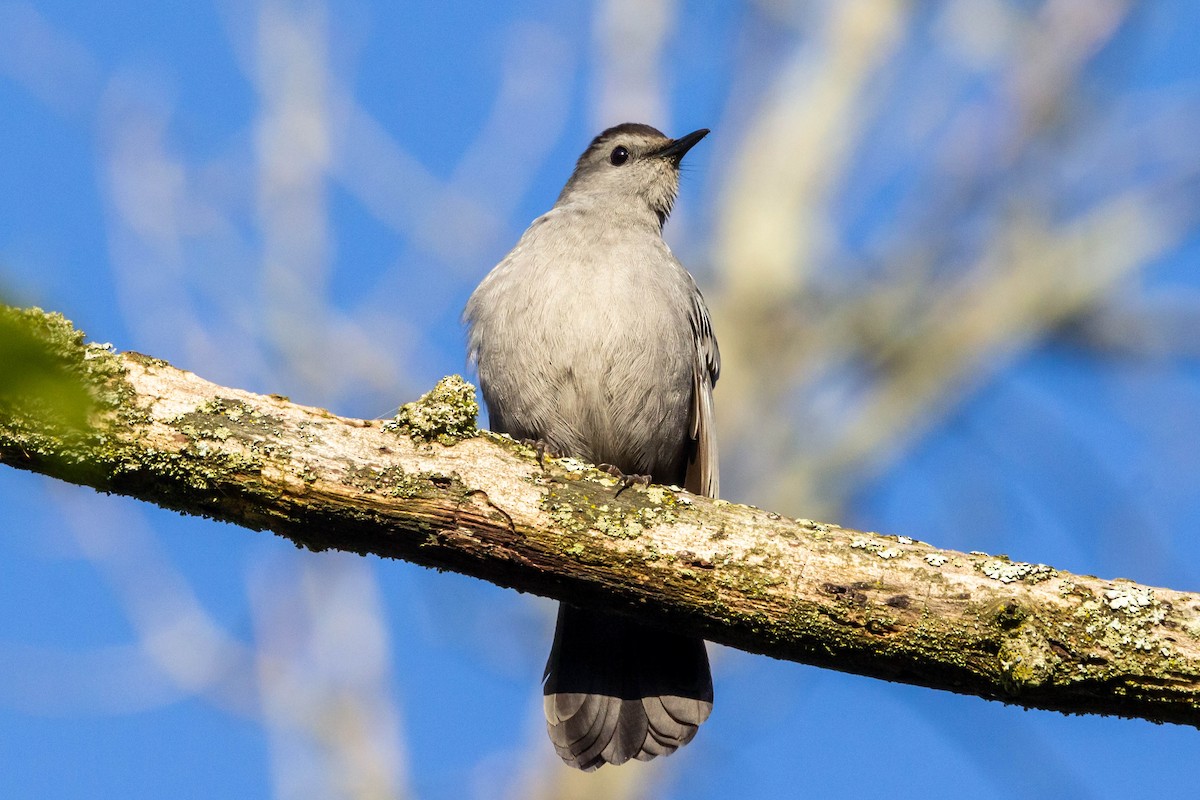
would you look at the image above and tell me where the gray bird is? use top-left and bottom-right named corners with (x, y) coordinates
top-left (464, 122), bottom-right (719, 770)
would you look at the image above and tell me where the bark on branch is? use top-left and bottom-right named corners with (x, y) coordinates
top-left (3, 306), bottom-right (1200, 728)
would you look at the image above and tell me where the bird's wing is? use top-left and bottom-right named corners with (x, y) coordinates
top-left (684, 286), bottom-right (720, 499)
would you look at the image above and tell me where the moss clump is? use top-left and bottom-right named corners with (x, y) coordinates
top-left (384, 375), bottom-right (478, 444)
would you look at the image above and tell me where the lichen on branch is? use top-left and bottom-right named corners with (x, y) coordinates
top-left (383, 375), bottom-right (479, 443)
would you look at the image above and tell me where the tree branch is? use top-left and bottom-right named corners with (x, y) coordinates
top-left (4, 305), bottom-right (1200, 728)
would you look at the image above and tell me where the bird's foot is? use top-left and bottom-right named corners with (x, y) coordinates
top-left (598, 464), bottom-right (652, 497)
top-left (520, 438), bottom-right (554, 469)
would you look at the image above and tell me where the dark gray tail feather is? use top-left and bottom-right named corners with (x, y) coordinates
top-left (542, 604), bottom-right (713, 771)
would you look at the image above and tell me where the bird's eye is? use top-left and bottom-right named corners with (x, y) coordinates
top-left (610, 146), bottom-right (629, 166)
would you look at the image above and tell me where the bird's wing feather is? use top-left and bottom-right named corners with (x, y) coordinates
top-left (684, 285), bottom-right (720, 498)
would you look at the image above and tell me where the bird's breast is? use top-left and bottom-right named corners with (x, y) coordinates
top-left (468, 226), bottom-right (695, 481)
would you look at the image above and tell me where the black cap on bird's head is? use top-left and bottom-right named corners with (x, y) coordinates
top-left (556, 123), bottom-right (709, 227)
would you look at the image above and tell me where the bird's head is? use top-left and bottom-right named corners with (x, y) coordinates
top-left (556, 123), bottom-right (708, 228)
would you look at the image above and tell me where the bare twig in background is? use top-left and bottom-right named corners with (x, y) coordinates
top-left (704, 0), bottom-right (1200, 526)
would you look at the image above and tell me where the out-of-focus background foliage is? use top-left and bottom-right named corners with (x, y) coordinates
top-left (2, 1), bottom-right (1199, 798)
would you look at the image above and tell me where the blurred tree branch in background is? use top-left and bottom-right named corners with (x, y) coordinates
top-left (4, 305), bottom-right (1200, 732)
top-left (708, 0), bottom-right (1200, 522)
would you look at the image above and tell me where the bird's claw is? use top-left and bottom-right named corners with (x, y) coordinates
top-left (598, 464), bottom-right (652, 497)
top-left (521, 438), bottom-right (553, 469)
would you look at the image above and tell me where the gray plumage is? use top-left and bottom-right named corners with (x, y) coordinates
top-left (464, 122), bottom-right (718, 770)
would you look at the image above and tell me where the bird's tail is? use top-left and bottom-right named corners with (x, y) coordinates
top-left (542, 603), bottom-right (713, 771)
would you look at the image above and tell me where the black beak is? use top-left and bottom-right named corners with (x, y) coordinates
top-left (656, 128), bottom-right (709, 163)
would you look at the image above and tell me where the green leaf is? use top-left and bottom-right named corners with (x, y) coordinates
top-left (0, 305), bottom-right (95, 431)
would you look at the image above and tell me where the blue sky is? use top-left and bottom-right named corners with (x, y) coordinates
top-left (3, 2), bottom-right (1200, 798)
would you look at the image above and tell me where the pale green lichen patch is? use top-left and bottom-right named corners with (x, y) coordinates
top-left (595, 496), bottom-right (679, 540)
top-left (173, 397), bottom-right (285, 453)
top-left (542, 478), bottom-right (680, 543)
top-left (139, 445), bottom-right (265, 492)
top-left (384, 375), bottom-right (478, 444)
top-left (796, 519), bottom-right (841, 533)
top-left (554, 456), bottom-right (598, 474)
top-left (924, 553), bottom-right (949, 567)
top-left (979, 559), bottom-right (1056, 584)
top-left (1073, 582), bottom-right (1169, 654)
top-left (851, 538), bottom-right (904, 560)
top-left (344, 463), bottom-right (456, 500)
top-left (1104, 585), bottom-right (1157, 614)
top-left (644, 486), bottom-right (671, 505)
top-left (547, 457), bottom-right (629, 490)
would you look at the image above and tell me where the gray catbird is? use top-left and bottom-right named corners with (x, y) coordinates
top-left (464, 123), bottom-right (719, 770)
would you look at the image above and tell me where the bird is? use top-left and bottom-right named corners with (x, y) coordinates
top-left (464, 122), bottom-right (719, 770)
